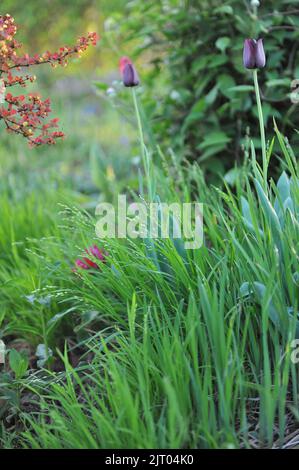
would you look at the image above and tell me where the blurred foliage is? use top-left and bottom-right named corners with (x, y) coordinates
top-left (0, 0), bottom-right (137, 184)
top-left (1, 0), bottom-right (298, 180)
top-left (0, 0), bottom-right (128, 44)
top-left (0, 0), bottom-right (128, 74)
top-left (110, 0), bottom-right (299, 177)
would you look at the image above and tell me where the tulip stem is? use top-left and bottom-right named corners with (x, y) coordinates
top-left (253, 69), bottom-right (267, 187)
top-left (132, 88), bottom-right (152, 201)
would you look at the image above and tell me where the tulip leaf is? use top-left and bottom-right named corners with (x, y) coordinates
top-left (254, 179), bottom-right (282, 246)
top-left (224, 167), bottom-right (241, 186)
top-left (240, 282), bottom-right (299, 339)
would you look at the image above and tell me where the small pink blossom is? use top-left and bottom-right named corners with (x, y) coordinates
top-left (74, 245), bottom-right (107, 271)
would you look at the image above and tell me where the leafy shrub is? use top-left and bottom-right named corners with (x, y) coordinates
top-left (113, 0), bottom-right (299, 177)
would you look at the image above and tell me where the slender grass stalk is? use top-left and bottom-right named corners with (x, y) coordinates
top-left (253, 69), bottom-right (267, 188)
top-left (132, 87), bottom-right (153, 201)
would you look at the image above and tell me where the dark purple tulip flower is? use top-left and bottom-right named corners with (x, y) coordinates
top-left (243, 39), bottom-right (266, 69)
top-left (119, 56), bottom-right (140, 87)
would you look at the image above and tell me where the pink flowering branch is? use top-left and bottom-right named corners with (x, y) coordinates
top-left (0, 14), bottom-right (99, 146)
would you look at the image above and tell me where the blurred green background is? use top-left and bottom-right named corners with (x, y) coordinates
top-left (0, 0), bottom-right (298, 189)
top-left (0, 0), bottom-right (140, 202)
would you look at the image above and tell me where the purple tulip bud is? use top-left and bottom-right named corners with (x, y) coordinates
top-left (255, 39), bottom-right (266, 68)
top-left (122, 63), bottom-right (140, 87)
top-left (243, 38), bottom-right (266, 69)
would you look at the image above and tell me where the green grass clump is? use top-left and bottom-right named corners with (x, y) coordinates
top-left (1, 122), bottom-right (298, 448)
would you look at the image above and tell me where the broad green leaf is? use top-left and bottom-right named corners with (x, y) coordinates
top-left (217, 74), bottom-right (236, 99)
top-left (254, 179), bottom-right (282, 246)
top-left (241, 196), bottom-right (264, 236)
top-left (215, 37), bottom-right (231, 52)
top-left (240, 282), bottom-right (299, 338)
top-left (274, 171), bottom-right (291, 222)
top-left (198, 144), bottom-right (227, 162)
top-left (224, 168), bottom-right (241, 186)
top-left (198, 131), bottom-right (231, 150)
top-left (9, 349), bottom-right (29, 379)
top-left (228, 85), bottom-right (254, 93)
top-left (208, 55), bottom-right (228, 68)
top-left (215, 5), bottom-right (233, 15)
top-left (266, 78), bottom-right (291, 88)
top-left (205, 85), bottom-right (218, 105)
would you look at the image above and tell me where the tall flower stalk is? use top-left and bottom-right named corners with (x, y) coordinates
top-left (253, 69), bottom-right (267, 187)
top-left (120, 57), bottom-right (153, 201)
top-left (243, 38), bottom-right (267, 188)
top-left (131, 88), bottom-right (153, 201)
